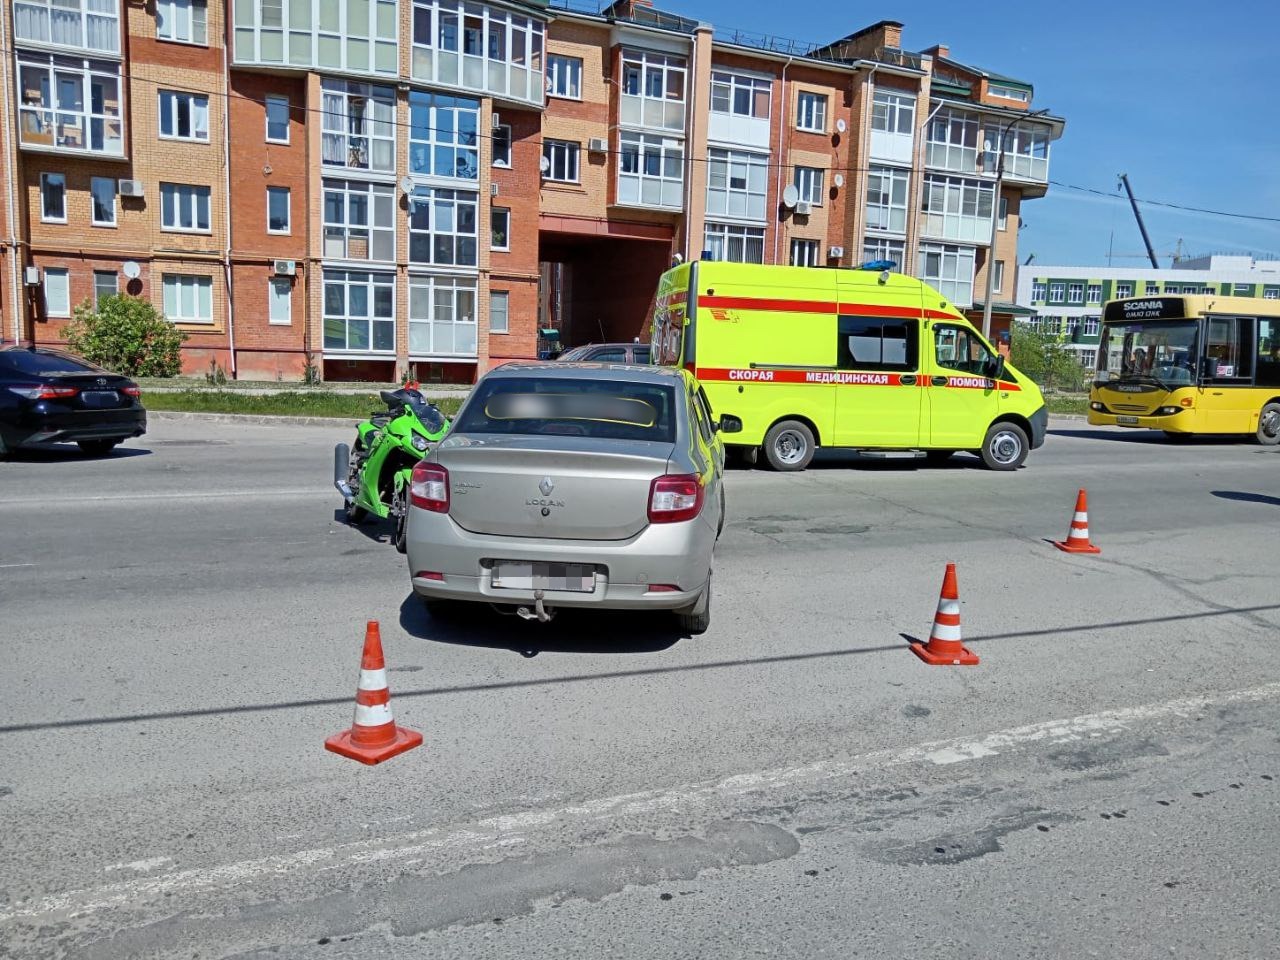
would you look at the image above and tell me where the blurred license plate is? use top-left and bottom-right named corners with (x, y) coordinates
top-left (81, 390), bottom-right (119, 408)
top-left (1116, 415), bottom-right (1140, 425)
top-left (492, 561), bottom-right (595, 592)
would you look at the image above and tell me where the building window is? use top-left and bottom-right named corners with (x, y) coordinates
top-left (1264, 287), bottom-right (1280, 300)
top-left (621, 49), bottom-right (686, 131)
top-left (871, 89), bottom-right (914, 135)
top-left (1068, 282), bottom-right (1084, 305)
top-left (1001, 123), bottom-right (1049, 181)
top-left (321, 80), bottom-right (395, 173)
top-left (1086, 283), bottom-right (1102, 305)
top-left (157, 0), bottom-right (206, 45)
top-left (1233, 283), bottom-right (1252, 296)
top-left (863, 236), bottom-right (905, 269)
top-left (265, 96), bottom-right (290, 143)
top-left (490, 206), bottom-right (510, 250)
top-left (1144, 282), bottom-right (1160, 295)
top-left (546, 55), bottom-right (582, 98)
top-left (268, 277), bottom-right (292, 324)
top-left (993, 260), bottom-right (1005, 294)
top-left (162, 274), bottom-right (213, 323)
top-left (322, 179), bottom-right (396, 262)
top-left (704, 223), bottom-right (764, 264)
top-left (492, 123), bottom-right (511, 167)
top-left (542, 139), bottom-right (579, 183)
top-left (790, 239), bottom-right (819, 267)
top-left (90, 176), bottom-right (115, 226)
top-left (710, 71), bottom-right (770, 119)
top-left (408, 187), bottom-right (478, 266)
top-left (918, 243), bottom-right (976, 307)
top-left (409, 91), bottom-right (479, 180)
top-left (408, 0), bottom-right (545, 105)
top-left (706, 148), bottom-right (768, 221)
top-left (407, 275), bottom-right (477, 356)
top-left (267, 186), bottom-right (290, 234)
top-left (93, 270), bottom-right (116, 303)
top-left (926, 108), bottom-right (980, 173)
top-left (490, 290), bottom-right (509, 334)
top-left (618, 132), bottom-right (683, 208)
top-left (235, 0), bottom-right (399, 77)
top-left (921, 175), bottom-right (994, 243)
top-left (43, 268), bottom-right (70, 316)
top-left (323, 270), bottom-right (395, 352)
top-left (160, 183), bottom-right (211, 232)
top-left (1047, 282), bottom-right (1066, 304)
top-left (794, 166), bottom-right (824, 206)
top-left (1115, 283), bottom-right (1133, 298)
top-left (866, 166), bottom-right (909, 234)
top-left (795, 91), bottom-right (826, 133)
top-left (159, 90), bottom-right (210, 141)
top-left (17, 52), bottom-right (124, 156)
top-left (40, 173), bottom-right (66, 223)
top-left (14, 0), bottom-right (120, 55)
top-left (997, 196), bottom-right (1008, 231)
top-left (1083, 316), bottom-right (1100, 336)
top-left (1077, 349), bottom-right (1096, 368)
top-left (989, 83), bottom-right (1030, 103)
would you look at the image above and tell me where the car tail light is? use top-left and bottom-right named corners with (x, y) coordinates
top-left (121, 386), bottom-right (141, 397)
top-left (8, 384), bottom-right (79, 400)
top-left (647, 583), bottom-right (681, 593)
top-left (409, 462), bottom-right (449, 512)
top-left (415, 571), bottom-right (445, 581)
top-left (648, 473), bottom-right (704, 524)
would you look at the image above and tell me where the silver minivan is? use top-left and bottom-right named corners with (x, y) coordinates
top-left (405, 363), bottom-right (740, 633)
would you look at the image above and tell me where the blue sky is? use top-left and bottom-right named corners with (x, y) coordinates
top-left (654, 0), bottom-right (1280, 267)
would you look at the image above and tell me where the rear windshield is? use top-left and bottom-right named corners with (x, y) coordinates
top-left (455, 376), bottom-right (677, 443)
top-left (0, 349), bottom-right (100, 375)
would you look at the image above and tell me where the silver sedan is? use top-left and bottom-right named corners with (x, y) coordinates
top-left (405, 363), bottom-right (740, 634)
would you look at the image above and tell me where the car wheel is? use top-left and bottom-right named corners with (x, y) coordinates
top-left (925, 449), bottom-right (955, 464)
top-left (1257, 402), bottom-right (1280, 446)
top-left (676, 575), bottom-right (712, 635)
top-left (980, 422), bottom-right (1029, 471)
top-left (393, 491), bottom-right (408, 553)
top-left (763, 420), bottom-right (815, 472)
top-left (78, 439), bottom-right (118, 456)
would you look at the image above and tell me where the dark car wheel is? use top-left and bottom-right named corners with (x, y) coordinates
top-left (763, 420), bottom-right (815, 471)
top-left (78, 439), bottom-right (119, 456)
top-left (979, 422), bottom-right (1029, 471)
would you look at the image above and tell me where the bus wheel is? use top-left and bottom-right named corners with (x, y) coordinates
top-left (1258, 402), bottom-right (1280, 446)
top-left (980, 422), bottom-right (1028, 471)
top-left (764, 420), bottom-right (815, 471)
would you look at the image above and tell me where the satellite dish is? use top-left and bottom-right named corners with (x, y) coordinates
top-left (122, 261), bottom-right (141, 280)
top-left (539, 155), bottom-right (551, 173)
top-left (836, 118), bottom-right (847, 133)
top-left (833, 174), bottom-right (845, 189)
top-left (399, 176), bottom-right (415, 194)
top-left (781, 184), bottom-right (799, 209)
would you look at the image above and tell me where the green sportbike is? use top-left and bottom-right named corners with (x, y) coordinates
top-left (333, 384), bottom-right (449, 552)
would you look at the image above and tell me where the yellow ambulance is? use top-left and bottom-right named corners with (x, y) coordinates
top-left (651, 260), bottom-right (1047, 471)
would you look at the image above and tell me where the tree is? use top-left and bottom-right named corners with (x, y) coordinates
top-left (64, 295), bottom-right (188, 378)
top-left (1009, 324), bottom-right (1086, 392)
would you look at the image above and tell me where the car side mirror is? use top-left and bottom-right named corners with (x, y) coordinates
top-left (716, 414), bottom-right (743, 434)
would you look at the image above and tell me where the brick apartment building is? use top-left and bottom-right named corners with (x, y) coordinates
top-left (0, 0), bottom-right (1064, 382)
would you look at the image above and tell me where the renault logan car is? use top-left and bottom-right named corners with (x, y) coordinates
top-left (405, 363), bottom-right (739, 633)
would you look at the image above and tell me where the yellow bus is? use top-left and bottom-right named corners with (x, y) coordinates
top-left (1089, 295), bottom-right (1280, 444)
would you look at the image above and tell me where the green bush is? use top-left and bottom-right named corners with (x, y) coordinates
top-left (64, 295), bottom-right (188, 378)
top-left (1009, 326), bottom-right (1088, 393)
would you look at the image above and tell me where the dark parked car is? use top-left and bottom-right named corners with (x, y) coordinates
top-left (0, 347), bottom-right (147, 457)
top-left (555, 342), bottom-right (652, 365)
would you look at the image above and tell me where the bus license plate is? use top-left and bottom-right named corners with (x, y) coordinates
top-left (1116, 415), bottom-right (1139, 425)
top-left (492, 561), bottom-right (595, 593)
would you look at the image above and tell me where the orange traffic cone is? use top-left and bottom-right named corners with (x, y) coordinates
top-left (325, 621), bottom-right (423, 765)
top-left (1053, 488), bottom-right (1101, 554)
top-left (910, 563), bottom-right (979, 666)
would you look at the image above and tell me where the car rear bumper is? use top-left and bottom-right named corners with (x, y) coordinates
top-left (6, 407), bottom-right (147, 446)
top-left (405, 510), bottom-right (715, 610)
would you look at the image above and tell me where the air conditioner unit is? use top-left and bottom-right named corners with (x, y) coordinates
top-left (23, 266), bottom-right (40, 286)
top-left (828, 246), bottom-right (845, 260)
top-left (795, 201), bottom-right (812, 216)
top-left (491, 112), bottom-right (501, 130)
top-left (587, 137), bottom-right (608, 154)
top-left (117, 179), bottom-right (144, 197)
top-left (273, 259), bottom-right (297, 277)
top-left (490, 182), bottom-right (500, 197)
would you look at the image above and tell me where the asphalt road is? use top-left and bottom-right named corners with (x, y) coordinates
top-left (1, 419), bottom-right (1278, 959)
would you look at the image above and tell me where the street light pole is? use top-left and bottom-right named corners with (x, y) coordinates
top-left (980, 107), bottom-right (1050, 341)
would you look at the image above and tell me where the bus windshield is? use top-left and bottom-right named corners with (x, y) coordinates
top-left (1097, 320), bottom-right (1199, 387)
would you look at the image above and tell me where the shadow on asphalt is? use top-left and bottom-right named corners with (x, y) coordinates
top-left (1046, 428), bottom-right (1249, 445)
top-left (1212, 490), bottom-right (1280, 507)
top-left (725, 452), bottom-right (988, 472)
top-left (398, 593), bottom-right (683, 657)
top-left (332, 508), bottom-right (395, 547)
top-left (8, 600), bottom-right (1280, 735)
top-left (4, 443), bottom-right (152, 461)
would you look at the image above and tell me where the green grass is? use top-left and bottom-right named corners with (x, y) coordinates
top-left (1045, 395), bottom-right (1089, 416)
top-left (144, 390), bottom-right (464, 420)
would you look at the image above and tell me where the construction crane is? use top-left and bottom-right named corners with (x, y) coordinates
top-left (1105, 237), bottom-right (1186, 267)
top-left (1118, 173), bottom-right (1160, 269)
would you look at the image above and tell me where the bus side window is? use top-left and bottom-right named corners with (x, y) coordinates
top-left (1258, 319), bottom-right (1280, 387)
top-left (1204, 316), bottom-right (1255, 381)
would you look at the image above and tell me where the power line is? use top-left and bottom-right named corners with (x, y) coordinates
top-left (1047, 179), bottom-right (1280, 225)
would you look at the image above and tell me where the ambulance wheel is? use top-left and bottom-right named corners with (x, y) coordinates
top-left (764, 420), bottom-right (815, 471)
top-left (1257, 402), bottom-right (1280, 445)
top-left (980, 422), bottom-right (1028, 471)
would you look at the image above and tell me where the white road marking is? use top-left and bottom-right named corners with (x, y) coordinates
top-left (5, 679), bottom-right (1278, 923)
top-left (0, 563), bottom-right (36, 569)
top-left (103, 857), bottom-right (173, 874)
top-left (0, 489), bottom-right (330, 509)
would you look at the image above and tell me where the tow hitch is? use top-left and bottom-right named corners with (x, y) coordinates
top-left (516, 591), bottom-right (556, 623)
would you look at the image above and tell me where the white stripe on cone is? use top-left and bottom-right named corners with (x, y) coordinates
top-left (931, 622), bottom-right (963, 641)
top-left (936, 599), bottom-right (960, 616)
top-left (357, 668), bottom-right (388, 691)
top-left (1074, 512), bottom-right (1088, 522)
top-left (353, 702), bottom-right (394, 727)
